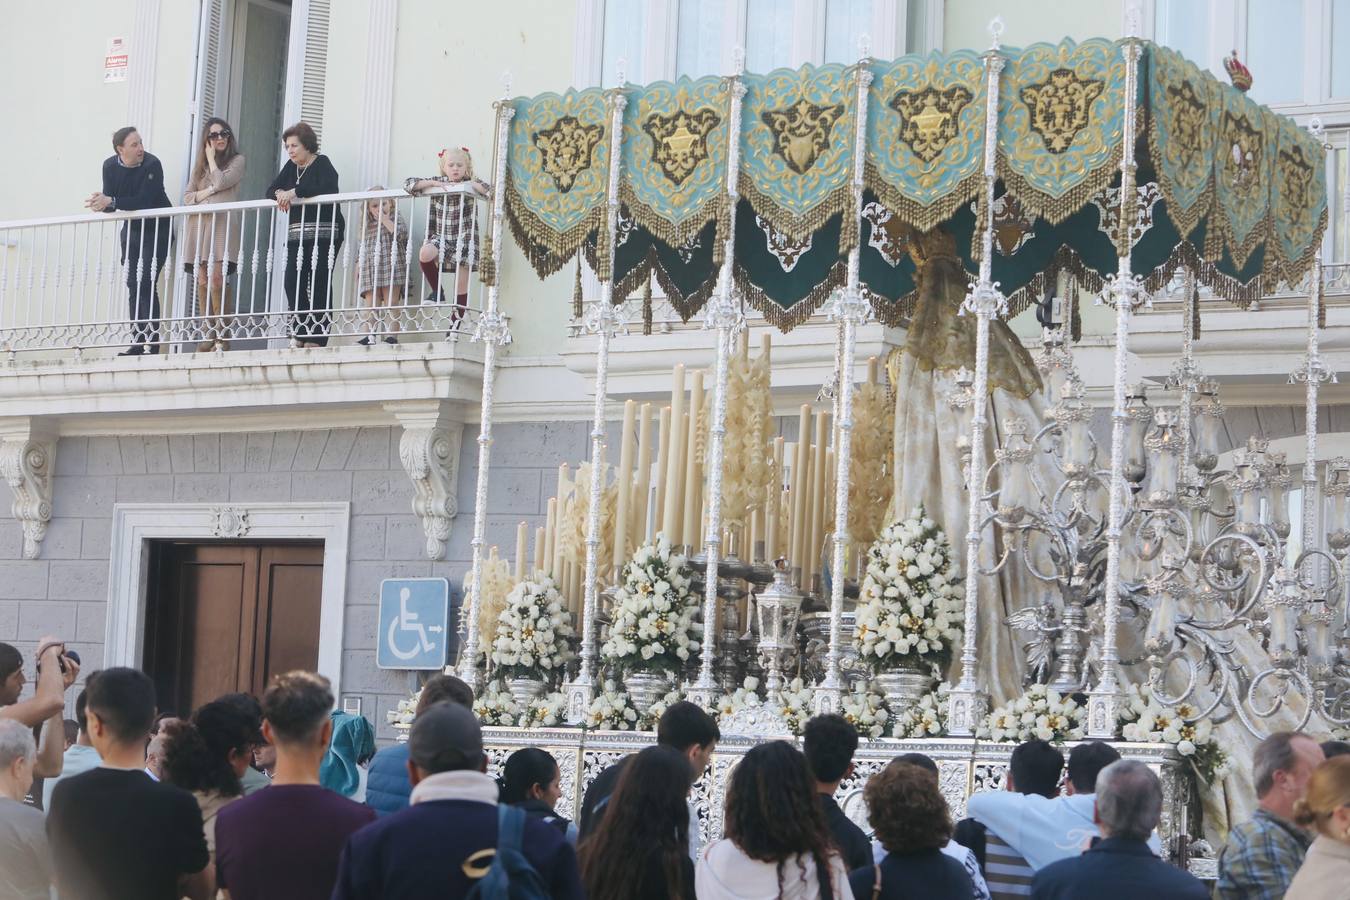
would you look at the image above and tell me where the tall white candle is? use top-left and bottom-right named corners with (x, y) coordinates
top-left (662, 365), bottom-right (687, 542)
top-left (514, 521), bottom-right (528, 583)
top-left (653, 406), bottom-right (671, 541)
top-left (683, 371), bottom-right (705, 552)
top-left (612, 399), bottom-right (637, 577)
top-left (632, 403), bottom-right (653, 550)
top-left (543, 497), bottom-right (557, 579)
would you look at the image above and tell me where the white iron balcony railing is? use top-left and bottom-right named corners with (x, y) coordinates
top-left (0, 184), bottom-right (492, 356)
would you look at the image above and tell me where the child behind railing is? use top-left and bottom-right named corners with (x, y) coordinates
top-left (356, 188), bottom-right (409, 345)
top-left (404, 147), bottom-right (490, 328)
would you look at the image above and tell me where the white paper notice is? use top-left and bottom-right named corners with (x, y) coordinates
top-left (104, 37), bottom-right (128, 83)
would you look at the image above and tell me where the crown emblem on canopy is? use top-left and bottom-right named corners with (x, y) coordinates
top-left (1223, 50), bottom-right (1253, 92)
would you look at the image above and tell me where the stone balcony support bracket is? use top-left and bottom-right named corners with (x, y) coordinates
top-left (0, 419), bottom-right (56, 559)
top-left (386, 401), bottom-right (464, 560)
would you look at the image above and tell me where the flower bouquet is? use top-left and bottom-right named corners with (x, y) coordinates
top-left (586, 680), bottom-right (639, 731)
top-left (778, 678), bottom-right (817, 735)
top-left (891, 685), bottom-right (950, 739)
top-left (840, 688), bottom-right (891, 739)
top-left (978, 684), bottom-right (1085, 743)
top-left (523, 691), bottom-right (569, 728)
top-left (1118, 684), bottom-right (1229, 784)
top-left (601, 535), bottom-right (701, 699)
top-left (473, 683), bottom-right (524, 727)
top-left (490, 576), bottom-right (575, 706)
top-left (853, 507), bottom-right (963, 696)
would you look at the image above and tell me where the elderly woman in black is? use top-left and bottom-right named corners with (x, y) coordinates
top-left (266, 121), bottom-right (344, 347)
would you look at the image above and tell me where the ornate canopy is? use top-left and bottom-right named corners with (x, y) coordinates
top-left (500, 38), bottom-right (1328, 332)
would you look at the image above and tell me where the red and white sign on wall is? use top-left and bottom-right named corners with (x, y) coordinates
top-left (104, 37), bottom-right (128, 84)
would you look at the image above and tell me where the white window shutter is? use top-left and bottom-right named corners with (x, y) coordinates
top-left (199, 0), bottom-right (225, 119)
top-left (300, 0), bottom-right (330, 140)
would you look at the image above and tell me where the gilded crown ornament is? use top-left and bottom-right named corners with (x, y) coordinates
top-left (1223, 49), bottom-right (1253, 92)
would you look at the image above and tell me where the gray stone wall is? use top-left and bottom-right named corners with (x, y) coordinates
top-left (0, 421), bottom-right (590, 744)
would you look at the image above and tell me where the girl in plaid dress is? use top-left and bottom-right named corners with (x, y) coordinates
top-left (356, 189), bottom-right (409, 344)
top-left (405, 147), bottom-right (490, 326)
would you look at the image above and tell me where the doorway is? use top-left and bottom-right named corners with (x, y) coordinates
top-left (144, 540), bottom-right (323, 716)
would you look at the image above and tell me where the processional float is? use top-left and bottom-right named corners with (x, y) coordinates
top-left (440, 16), bottom-right (1335, 854)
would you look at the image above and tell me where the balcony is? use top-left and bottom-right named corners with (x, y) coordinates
top-left (0, 187), bottom-right (491, 422)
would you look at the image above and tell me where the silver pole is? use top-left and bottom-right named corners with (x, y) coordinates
top-left (685, 50), bottom-right (748, 707)
top-left (565, 70), bottom-right (629, 721)
top-left (947, 20), bottom-right (1007, 737)
top-left (457, 78), bottom-right (516, 692)
top-left (1087, 34), bottom-right (1145, 738)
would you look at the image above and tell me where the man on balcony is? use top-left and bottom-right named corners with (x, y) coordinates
top-left (86, 126), bottom-right (171, 356)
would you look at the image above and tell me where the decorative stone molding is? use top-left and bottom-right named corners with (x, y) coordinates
top-left (0, 421), bottom-right (56, 559)
top-left (209, 506), bottom-right (251, 538)
top-left (386, 401), bottom-right (464, 560)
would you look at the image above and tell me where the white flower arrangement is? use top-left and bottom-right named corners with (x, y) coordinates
top-left (639, 689), bottom-right (686, 732)
top-left (853, 506), bottom-right (964, 673)
top-left (891, 685), bottom-right (950, 739)
top-left (523, 691), bottom-right (569, 728)
top-left (601, 534), bottom-right (702, 676)
top-left (778, 678), bottom-right (817, 735)
top-left (473, 683), bottom-right (524, 727)
top-left (978, 684), bottom-right (1085, 744)
top-left (586, 680), bottom-right (639, 730)
top-left (711, 677), bottom-right (765, 722)
top-left (841, 689), bottom-right (891, 739)
top-left (490, 576), bottom-right (575, 682)
top-left (1118, 684), bottom-right (1229, 784)
top-left (387, 691), bottom-right (420, 729)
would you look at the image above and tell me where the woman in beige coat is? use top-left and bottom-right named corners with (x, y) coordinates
top-left (182, 117), bottom-right (245, 351)
top-left (1286, 756), bottom-right (1350, 898)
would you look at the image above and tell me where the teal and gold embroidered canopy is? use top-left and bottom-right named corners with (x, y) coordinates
top-left (500, 38), bottom-right (1327, 332)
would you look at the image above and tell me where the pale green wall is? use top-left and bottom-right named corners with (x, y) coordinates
top-left (0, 1), bottom-right (198, 219)
top-left (319, 0), bottom-right (579, 359)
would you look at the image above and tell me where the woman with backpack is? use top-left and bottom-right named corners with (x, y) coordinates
top-left (578, 744), bottom-right (696, 900)
top-left (501, 748), bottom-right (578, 845)
top-left (696, 740), bottom-right (855, 899)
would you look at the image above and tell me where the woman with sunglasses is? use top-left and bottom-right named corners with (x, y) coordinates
top-left (182, 117), bottom-right (245, 351)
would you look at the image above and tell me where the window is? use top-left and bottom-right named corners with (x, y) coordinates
top-left (743, 0), bottom-right (795, 75)
top-left (824, 0), bottom-right (874, 64)
top-left (1246, 1), bottom-right (1304, 105)
top-left (677, 0), bottom-right (726, 78)
top-left (602, 0), bottom-right (648, 88)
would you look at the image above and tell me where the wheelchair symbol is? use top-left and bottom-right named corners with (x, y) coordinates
top-left (386, 587), bottom-right (444, 661)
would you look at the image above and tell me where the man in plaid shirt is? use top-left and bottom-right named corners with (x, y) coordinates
top-left (1215, 732), bottom-right (1324, 899)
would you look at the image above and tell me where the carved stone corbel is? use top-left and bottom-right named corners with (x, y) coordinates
top-left (386, 401), bottom-right (463, 560)
top-left (0, 422), bottom-right (56, 560)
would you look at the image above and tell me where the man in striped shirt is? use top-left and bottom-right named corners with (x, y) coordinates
top-left (955, 740), bottom-right (1064, 899)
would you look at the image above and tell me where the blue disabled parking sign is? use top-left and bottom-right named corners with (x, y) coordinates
top-left (376, 577), bottom-right (451, 670)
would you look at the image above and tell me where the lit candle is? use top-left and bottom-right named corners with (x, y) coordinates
top-left (514, 521), bottom-right (528, 583)
top-left (632, 403), bottom-right (653, 550)
top-left (612, 399), bottom-right (637, 576)
top-left (683, 370), bottom-right (705, 552)
top-left (662, 365), bottom-right (687, 543)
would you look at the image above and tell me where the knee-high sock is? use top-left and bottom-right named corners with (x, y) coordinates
top-left (420, 259), bottom-right (441, 295)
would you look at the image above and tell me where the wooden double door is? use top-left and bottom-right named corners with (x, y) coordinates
top-left (145, 541), bottom-right (324, 716)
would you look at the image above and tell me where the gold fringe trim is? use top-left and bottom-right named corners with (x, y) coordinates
top-left (867, 287), bottom-right (918, 328)
top-left (617, 181), bottom-right (725, 253)
top-left (503, 172), bottom-right (608, 280)
top-left (863, 162), bottom-right (985, 237)
top-left (1271, 206), bottom-right (1328, 294)
top-left (995, 148), bottom-right (1124, 229)
top-left (604, 247), bottom-right (719, 326)
top-left (736, 174), bottom-right (855, 247)
top-left (480, 231), bottom-right (497, 286)
top-left (572, 260), bottom-right (583, 318)
top-left (734, 259), bottom-right (847, 333)
top-left (643, 279), bottom-right (653, 335)
top-left (1189, 275), bottom-right (1201, 340)
top-left (1002, 245), bottom-right (1107, 322)
top-left (1203, 198), bottom-right (1270, 276)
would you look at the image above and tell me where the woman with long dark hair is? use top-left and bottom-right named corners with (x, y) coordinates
top-left (161, 698), bottom-right (261, 894)
top-left (182, 116), bottom-right (245, 351)
top-left (697, 740), bottom-right (854, 900)
top-left (579, 744), bottom-right (696, 900)
top-left (501, 747), bottom-right (577, 843)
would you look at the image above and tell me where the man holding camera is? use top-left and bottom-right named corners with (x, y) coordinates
top-left (0, 638), bottom-right (81, 780)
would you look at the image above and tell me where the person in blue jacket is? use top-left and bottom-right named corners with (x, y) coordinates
top-left (365, 674), bottom-right (473, 817)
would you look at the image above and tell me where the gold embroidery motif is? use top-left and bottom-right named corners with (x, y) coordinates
top-left (1277, 145), bottom-right (1315, 220)
top-left (642, 107), bottom-right (720, 186)
top-left (1220, 111), bottom-right (1264, 197)
top-left (889, 85), bottom-right (974, 163)
top-left (533, 116), bottom-right (603, 193)
top-left (1019, 69), bottom-right (1105, 154)
top-left (1164, 80), bottom-right (1209, 173)
top-left (760, 99), bottom-right (846, 175)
